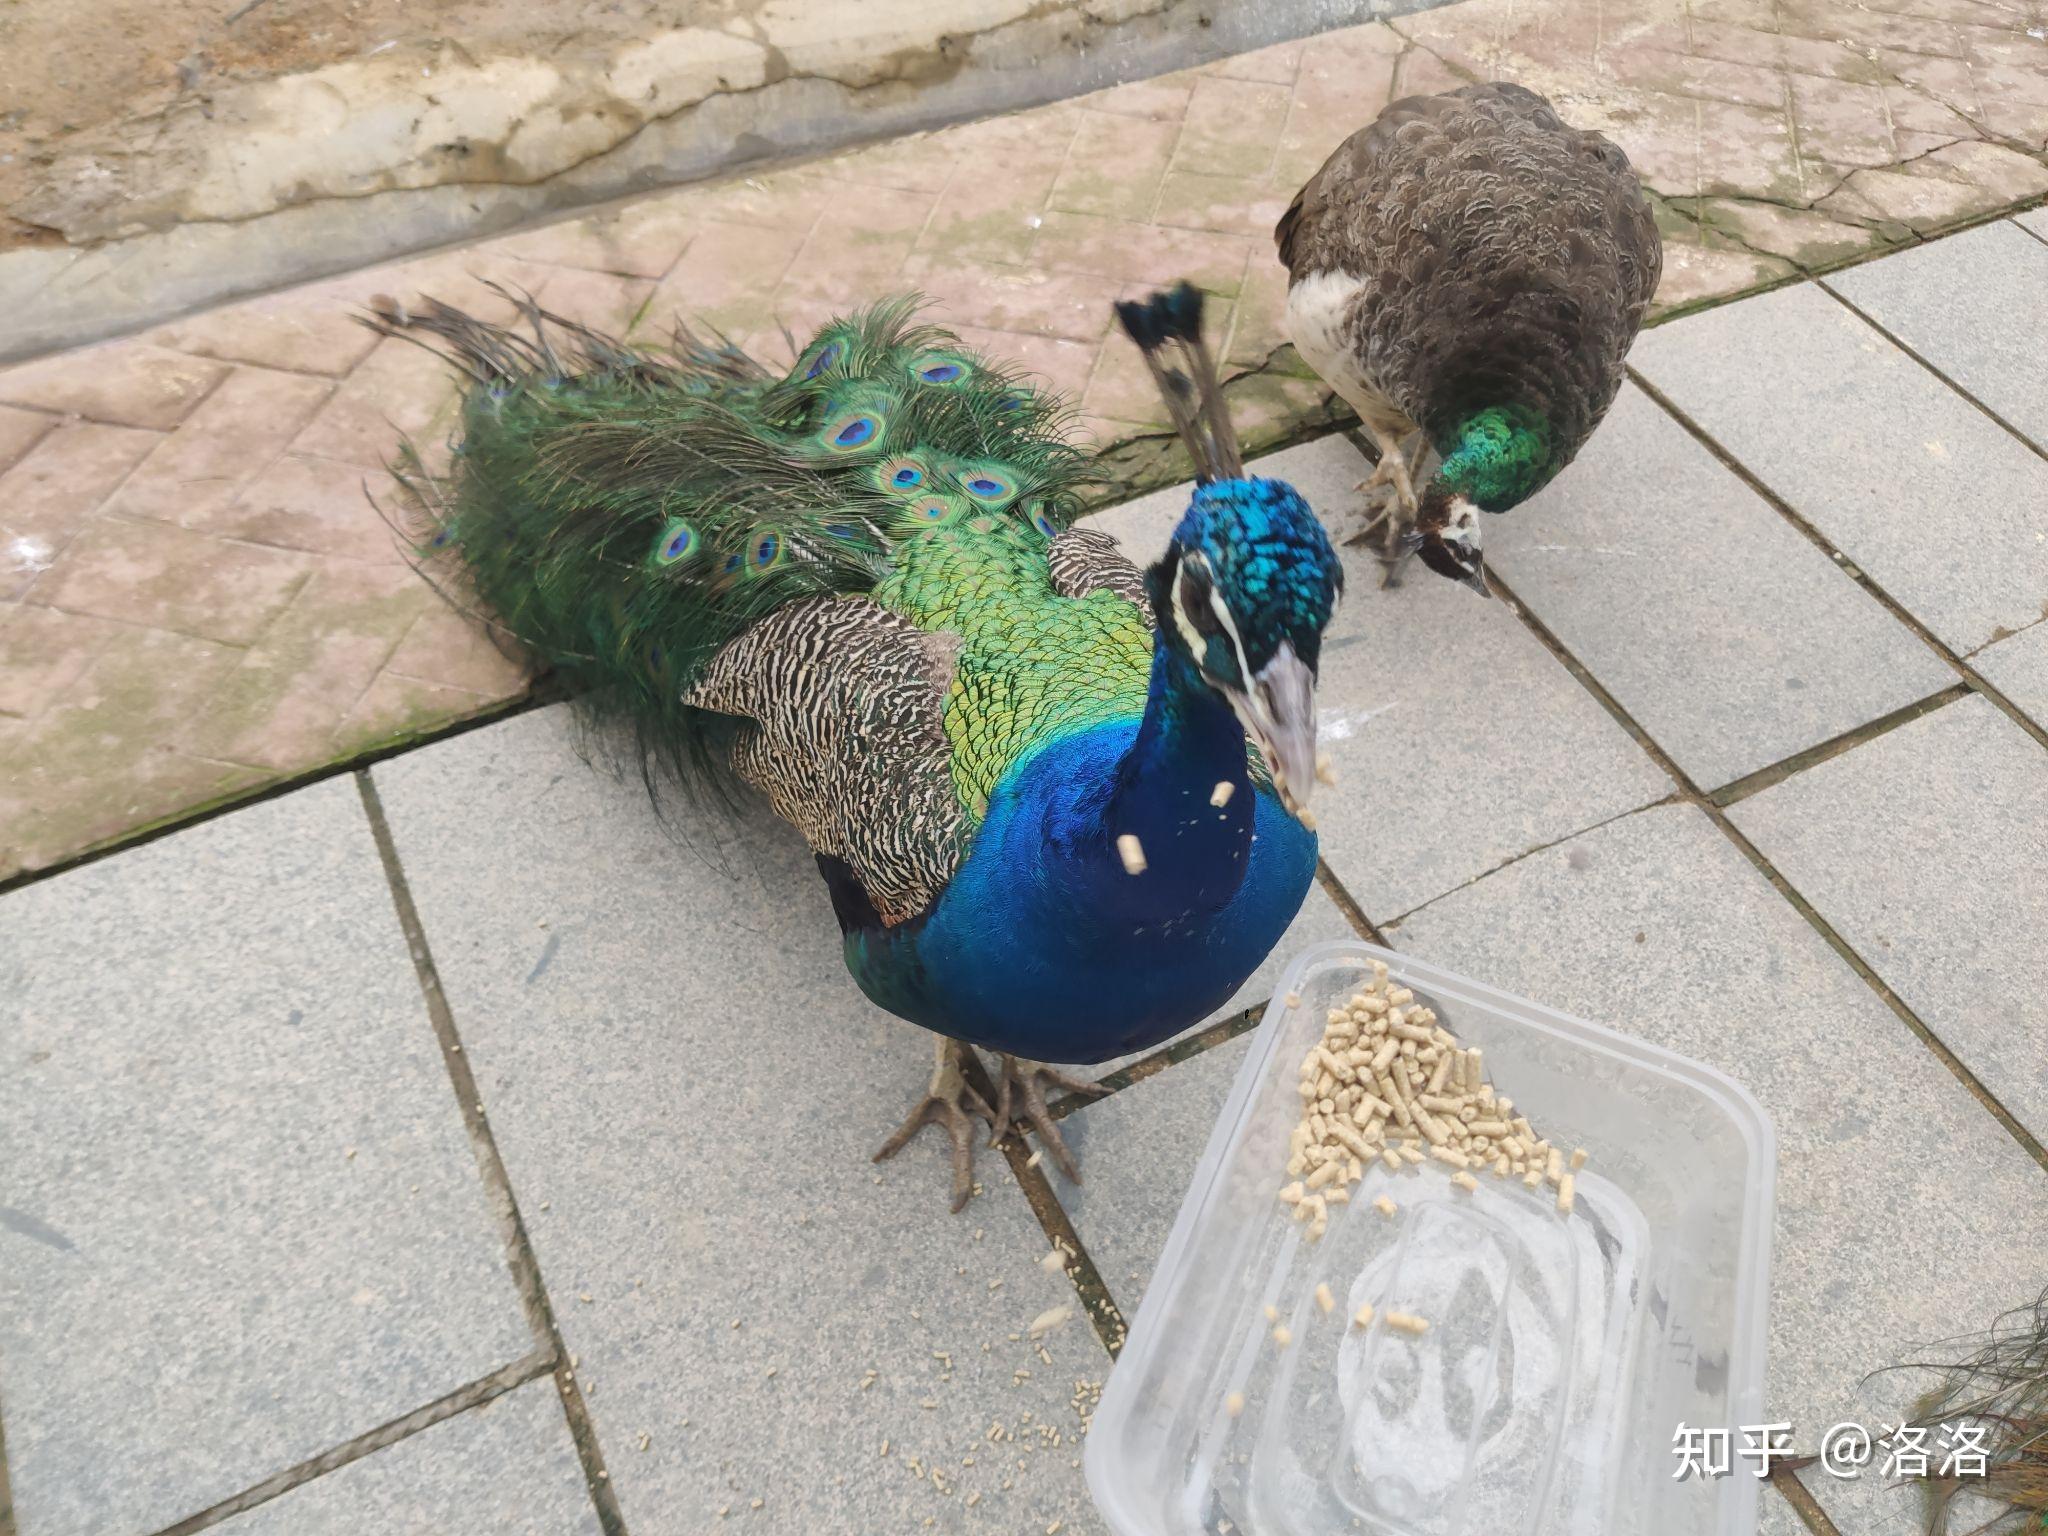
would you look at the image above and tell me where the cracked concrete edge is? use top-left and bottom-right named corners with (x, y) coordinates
top-left (0, 0), bottom-right (1403, 364)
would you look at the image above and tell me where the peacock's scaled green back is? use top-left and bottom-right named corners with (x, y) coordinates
top-left (379, 292), bottom-right (1154, 834)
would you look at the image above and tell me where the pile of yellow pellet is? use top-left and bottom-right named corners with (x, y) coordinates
top-left (1277, 958), bottom-right (1584, 1240)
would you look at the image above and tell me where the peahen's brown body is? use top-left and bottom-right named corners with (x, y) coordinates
top-left (1276, 81), bottom-right (1661, 588)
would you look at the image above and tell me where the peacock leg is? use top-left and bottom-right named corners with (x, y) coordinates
top-left (990, 1056), bottom-right (1109, 1184)
top-left (874, 1037), bottom-right (998, 1213)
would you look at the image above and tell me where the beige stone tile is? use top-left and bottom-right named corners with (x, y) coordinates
top-left (205, 452), bottom-right (410, 566)
top-left (333, 671), bottom-right (505, 758)
top-left (493, 197), bottom-right (700, 279)
top-left (1048, 111), bottom-right (1180, 221)
top-left (0, 421), bottom-right (160, 563)
top-left (1171, 75), bottom-right (1292, 180)
top-left (899, 253), bottom-right (1123, 341)
top-left (288, 334), bottom-right (462, 471)
top-left (1152, 170), bottom-right (1292, 240)
top-left (1029, 210), bottom-right (1252, 297)
top-left (0, 344), bottom-right (228, 431)
top-left (1271, 28), bottom-right (1399, 191)
top-left (527, 266), bottom-right (658, 336)
top-left (0, 604), bottom-right (117, 720)
top-left (944, 325), bottom-right (1101, 403)
top-left (1791, 75), bottom-right (1902, 168)
top-left (0, 625), bottom-right (266, 877)
top-left (176, 563), bottom-right (433, 770)
top-left (1080, 70), bottom-right (1196, 122)
top-left (143, 289), bottom-right (383, 377)
top-left (649, 219), bottom-right (812, 338)
top-left (32, 517), bottom-right (314, 647)
top-left (0, 404), bottom-right (53, 472)
top-left (381, 603), bottom-right (529, 698)
top-left (1200, 36), bottom-right (1306, 83)
top-left (105, 367), bottom-right (334, 526)
top-left (831, 132), bottom-right (961, 193)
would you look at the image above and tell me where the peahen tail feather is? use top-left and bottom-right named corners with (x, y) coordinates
top-left (366, 286), bottom-right (1096, 804)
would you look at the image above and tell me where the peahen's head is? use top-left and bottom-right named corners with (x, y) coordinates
top-left (1410, 483), bottom-right (1488, 594)
top-left (1408, 404), bottom-right (1559, 596)
top-left (1152, 478), bottom-right (1343, 816)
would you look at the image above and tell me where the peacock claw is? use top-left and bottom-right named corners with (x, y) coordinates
top-left (874, 1038), bottom-right (997, 1214)
top-left (991, 1056), bottom-right (1108, 1186)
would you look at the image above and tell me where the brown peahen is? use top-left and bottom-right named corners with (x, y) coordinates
top-left (1276, 81), bottom-right (1661, 590)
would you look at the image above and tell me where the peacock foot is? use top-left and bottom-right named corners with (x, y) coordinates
top-left (990, 1056), bottom-right (1108, 1185)
top-left (874, 1037), bottom-right (997, 1213)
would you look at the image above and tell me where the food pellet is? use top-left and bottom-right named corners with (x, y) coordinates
top-left (1385, 1311), bottom-right (1430, 1335)
top-left (1210, 780), bottom-right (1236, 808)
top-left (1352, 1303), bottom-right (1375, 1328)
top-left (1571, 1147), bottom-right (1588, 1171)
top-left (1557, 1172), bottom-right (1577, 1215)
top-left (1285, 991), bottom-right (1303, 1009)
top-left (1272, 1325), bottom-right (1292, 1348)
top-left (1314, 1283), bottom-right (1336, 1315)
top-left (1225, 1391), bottom-right (1245, 1418)
top-left (1116, 834), bottom-right (1147, 875)
top-left (1264, 1304), bottom-right (1279, 1322)
top-left (1373, 1194), bottom-right (1398, 1217)
top-left (1451, 1171), bottom-right (1479, 1194)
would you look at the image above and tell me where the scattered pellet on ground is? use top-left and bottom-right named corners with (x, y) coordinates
top-left (1314, 1283), bottom-right (1335, 1315)
top-left (1225, 1391), bottom-right (1245, 1417)
top-left (1352, 1303), bottom-right (1375, 1329)
top-left (1385, 1311), bottom-right (1429, 1336)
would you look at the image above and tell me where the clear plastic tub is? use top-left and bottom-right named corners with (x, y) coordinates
top-left (1085, 940), bottom-right (1776, 1536)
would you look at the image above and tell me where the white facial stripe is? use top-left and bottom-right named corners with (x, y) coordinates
top-left (1169, 552), bottom-right (1211, 659)
top-left (1203, 579), bottom-right (1253, 687)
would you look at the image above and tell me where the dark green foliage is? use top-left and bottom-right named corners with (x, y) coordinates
top-left (369, 290), bottom-right (1097, 804)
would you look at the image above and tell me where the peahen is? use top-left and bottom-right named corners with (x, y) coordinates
top-left (1276, 81), bottom-right (1661, 590)
top-left (370, 281), bottom-right (1343, 1209)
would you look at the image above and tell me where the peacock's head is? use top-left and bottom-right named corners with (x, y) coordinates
top-left (1408, 483), bottom-right (1490, 596)
top-left (1152, 478), bottom-right (1344, 816)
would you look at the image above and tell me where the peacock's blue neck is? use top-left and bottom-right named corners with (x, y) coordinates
top-left (1076, 639), bottom-right (1257, 924)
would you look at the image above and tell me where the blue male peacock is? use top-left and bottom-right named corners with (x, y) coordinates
top-left (371, 282), bottom-right (1343, 1209)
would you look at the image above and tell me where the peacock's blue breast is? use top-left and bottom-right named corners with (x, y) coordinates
top-left (843, 720), bottom-right (1319, 1064)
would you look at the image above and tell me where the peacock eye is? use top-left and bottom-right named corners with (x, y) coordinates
top-left (1177, 567), bottom-right (1222, 637)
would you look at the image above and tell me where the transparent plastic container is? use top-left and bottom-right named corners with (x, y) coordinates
top-left (1086, 940), bottom-right (1776, 1536)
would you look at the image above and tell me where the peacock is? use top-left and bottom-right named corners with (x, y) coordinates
top-left (369, 281), bottom-right (1343, 1210)
top-left (1276, 81), bottom-right (1661, 590)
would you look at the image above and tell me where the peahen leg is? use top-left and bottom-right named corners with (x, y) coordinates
top-left (874, 1037), bottom-right (997, 1213)
top-left (1350, 422), bottom-right (1423, 551)
top-left (990, 1056), bottom-right (1109, 1184)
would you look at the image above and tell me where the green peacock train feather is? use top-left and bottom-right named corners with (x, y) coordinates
top-left (367, 288), bottom-right (1099, 803)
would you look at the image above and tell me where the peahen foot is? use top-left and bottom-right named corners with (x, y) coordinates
top-left (874, 1037), bottom-right (997, 1213)
top-left (991, 1056), bottom-right (1108, 1185)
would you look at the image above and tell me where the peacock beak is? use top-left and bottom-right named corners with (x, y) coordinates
top-left (1226, 641), bottom-right (1319, 821)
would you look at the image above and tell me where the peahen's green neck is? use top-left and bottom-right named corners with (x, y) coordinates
top-left (1433, 405), bottom-right (1556, 512)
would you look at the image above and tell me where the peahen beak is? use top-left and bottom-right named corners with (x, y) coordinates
top-left (1226, 641), bottom-right (1319, 820)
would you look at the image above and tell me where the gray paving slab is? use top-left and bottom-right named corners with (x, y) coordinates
top-left (1825, 219), bottom-right (2048, 453)
top-left (1494, 384), bottom-right (1952, 790)
top-left (1055, 1035), bottom-right (1252, 1316)
top-left (1758, 1486), bottom-right (1809, 1536)
top-left (213, 1381), bottom-right (599, 1536)
top-left (2019, 208), bottom-right (2048, 242)
top-left (371, 707), bottom-right (1116, 1536)
top-left (1973, 617), bottom-right (2048, 730)
top-left (1084, 434), bottom-right (1674, 922)
top-left (1730, 694), bottom-right (2048, 1146)
top-left (1387, 801), bottom-right (2048, 1441)
top-left (0, 777), bottom-right (534, 1536)
top-left (1632, 280), bottom-right (2048, 655)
